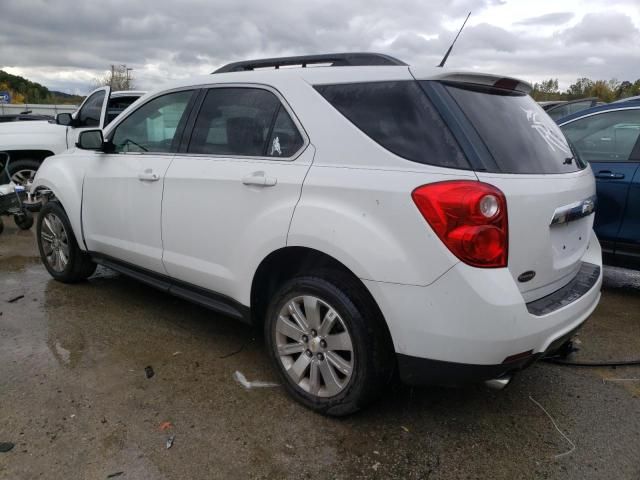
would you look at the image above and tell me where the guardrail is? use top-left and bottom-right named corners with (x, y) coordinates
top-left (0, 104), bottom-right (77, 116)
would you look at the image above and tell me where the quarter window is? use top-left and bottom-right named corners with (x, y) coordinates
top-left (77, 90), bottom-right (106, 127)
top-left (561, 110), bottom-right (640, 162)
top-left (111, 90), bottom-right (194, 153)
top-left (188, 88), bottom-right (303, 158)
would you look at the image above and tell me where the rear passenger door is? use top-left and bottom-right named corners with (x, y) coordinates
top-left (161, 86), bottom-right (313, 302)
top-left (561, 108), bottom-right (640, 253)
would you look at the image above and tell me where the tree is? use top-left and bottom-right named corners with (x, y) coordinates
top-left (530, 78), bottom-right (560, 101)
top-left (565, 77), bottom-right (594, 99)
top-left (92, 64), bottom-right (135, 90)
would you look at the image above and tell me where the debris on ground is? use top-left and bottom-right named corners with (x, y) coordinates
top-left (7, 294), bottom-right (24, 303)
top-left (106, 472), bottom-right (124, 478)
top-left (529, 396), bottom-right (576, 459)
top-left (166, 435), bottom-right (175, 449)
top-left (401, 426), bottom-right (410, 433)
top-left (159, 421), bottom-right (173, 431)
top-left (144, 366), bottom-right (155, 379)
top-left (372, 462), bottom-right (381, 471)
top-left (0, 442), bottom-right (15, 453)
top-left (233, 371), bottom-right (279, 389)
top-left (172, 351), bottom-right (182, 356)
top-left (219, 344), bottom-right (245, 359)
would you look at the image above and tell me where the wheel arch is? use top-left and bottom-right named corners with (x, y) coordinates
top-left (250, 246), bottom-right (395, 350)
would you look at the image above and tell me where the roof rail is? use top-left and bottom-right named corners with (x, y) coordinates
top-left (213, 52), bottom-right (407, 73)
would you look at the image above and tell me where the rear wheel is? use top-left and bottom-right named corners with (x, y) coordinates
top-left (264, 273), bottom-right (393, 416)
top-left (36, 201), bottom-right (96, 282)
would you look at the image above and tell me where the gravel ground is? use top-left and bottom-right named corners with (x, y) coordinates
top-left (1, 221), bottom-right (639, 479)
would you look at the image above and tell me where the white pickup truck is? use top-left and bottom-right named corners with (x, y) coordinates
top-left (0, 86), bottom-right (143, 185)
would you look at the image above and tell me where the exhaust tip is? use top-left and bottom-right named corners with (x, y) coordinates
top-left (485, 375), bottom-right (512, 390)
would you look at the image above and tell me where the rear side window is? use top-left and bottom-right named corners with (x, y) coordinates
top-left (188, 88), bottom-right (304, 158)
top-left (315, 81), bottom-right (469, 169)
top-left (443, 83), bottom-right (586, 174)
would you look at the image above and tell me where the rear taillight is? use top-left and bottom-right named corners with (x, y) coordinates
top-left (412, 181), bottom-right (508, 268)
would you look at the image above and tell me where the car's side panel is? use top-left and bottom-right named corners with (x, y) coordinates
top-left (287, 162), bottom-right (470, 286)
top-left (616, 160), bottom-right (640, 264)
top-left (161, 146), bottom-right (314, 305)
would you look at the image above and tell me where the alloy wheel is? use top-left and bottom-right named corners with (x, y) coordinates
top-left (275, 295), bottom-right (354, 397)
top-left (11, 168), bottom-right (37, 187)
top-left (40, 213), bottom-right (70, 272)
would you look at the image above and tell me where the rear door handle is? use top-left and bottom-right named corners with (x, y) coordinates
top-left (242, 172), bottom-right (277, 187)
top-left (138, 170), bottom-right (159, 182)
top-left (595, 170), bottom-right (625, 179)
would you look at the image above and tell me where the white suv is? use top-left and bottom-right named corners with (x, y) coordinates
top-left (31, 53), bottom-right (602, 415)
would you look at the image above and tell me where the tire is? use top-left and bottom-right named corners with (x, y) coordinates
top-left (264, 272), bottom-right (394, 416)
top-left (14, 209), bottom-right (34, 230)
top-left (36, 201), bottom-right (96, 283)
top-left (6, 158), bottom-right (41, 187)
top-left (0, 217), bottom-right (4, 235)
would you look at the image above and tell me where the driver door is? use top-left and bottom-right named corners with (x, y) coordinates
top-left (66, 86), bottom-right (111, 148)
top-left (82, 89), bottom-right (196, 273)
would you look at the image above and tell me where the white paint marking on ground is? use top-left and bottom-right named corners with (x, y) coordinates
top-left (233, 371), bottom-right (279, 389)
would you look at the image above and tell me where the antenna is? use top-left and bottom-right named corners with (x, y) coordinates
top-left (438, 11), bottom-right (471, 68)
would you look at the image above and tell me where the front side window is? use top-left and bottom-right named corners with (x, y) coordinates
top-left (111, 90), bottom-right (194, 153)
top-left (188, 88), bottom-right (303, 158)
top-left (77, 90), bottom-right (106, 127)
top-left (561, 109), bottom-right (640, 162)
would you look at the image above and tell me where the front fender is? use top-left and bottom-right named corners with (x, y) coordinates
top-left (0, 125), bottom-right (68, 155)
top-left (31, 153), bottom-right (86, 249)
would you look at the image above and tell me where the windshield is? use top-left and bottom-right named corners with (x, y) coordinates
top-left (442, 83), bottom-right (586, 174)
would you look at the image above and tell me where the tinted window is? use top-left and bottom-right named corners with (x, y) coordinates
top-left (316, 81), bottom-right (468, 169)
top-left (111, 90), bottom-right (193, 153)
top-left (444, 83), bottom-right (585, 174)
top-left (189, 88), bottom-right (297, 157)
top-left (267, 107), bottom-right (304, 157)
top-left (78, 90), bottom-right (105, 127)
top-left (105, 95), bottom-right (140, 126)
top-left (548, 100), bottom-right (595, 121)
top-left (561, 109), bottom-right (640, 162)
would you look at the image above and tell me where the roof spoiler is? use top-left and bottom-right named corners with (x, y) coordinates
top-left (418, 70), bottom-right (532, 94)
top-left (213, 53), bottom-right (407, 73)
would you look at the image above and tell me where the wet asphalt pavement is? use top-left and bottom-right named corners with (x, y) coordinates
top-left (1, 221), bottom-right (639, 480)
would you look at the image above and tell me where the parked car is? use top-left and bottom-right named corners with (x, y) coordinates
top-left (558, 100), bottom-right (640, 269)
top-left (0, 87), bottom-right (144, 186)
top-left (0, 113), bottom-right (55, 123)
top-left (541, 97), bottom-right (601, 121)
top-left (31, 53), bottom-right (602, 415)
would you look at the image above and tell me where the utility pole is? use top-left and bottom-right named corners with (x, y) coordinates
top-left (110, 64), bottom-right (115, 88)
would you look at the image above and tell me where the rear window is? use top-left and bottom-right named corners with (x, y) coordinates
top-left (315, 81), bottom-right (469, 169)
top-left (443, 83), bottom-right (586, 174)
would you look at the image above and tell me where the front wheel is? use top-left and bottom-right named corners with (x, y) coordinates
top-left (36, 201), bottom-right (96, 282)
top-left (264, 273), bottom-right (394, 416)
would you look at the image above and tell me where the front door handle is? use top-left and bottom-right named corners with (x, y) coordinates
top-left (242, 171), bottom-right (277, 187)
top-left (138, 169), bottom-right (159, 182)
top-left (595, 170), bottom-right (625, 180)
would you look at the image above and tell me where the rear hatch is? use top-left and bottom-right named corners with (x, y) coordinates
top-left (426, 78), bottom-right (596, 302)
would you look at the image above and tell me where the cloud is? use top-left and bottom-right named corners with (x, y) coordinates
top-left (516, 12), bottom-right (574, 26)
top-left (0, 1), bottom-right (639, 94)
top-left (561, 11), bottom-right (639, 43)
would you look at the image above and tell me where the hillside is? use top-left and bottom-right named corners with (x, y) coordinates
top-left (0, 70), bottom-right (84, 104)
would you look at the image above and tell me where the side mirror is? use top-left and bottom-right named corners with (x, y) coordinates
top-left (76, 130), bottom-right (105, 150)
top-left (56, 113), bottom-right (74, 126)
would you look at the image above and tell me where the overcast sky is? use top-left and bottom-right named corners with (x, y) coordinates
top-left (1, 0), bottom-right (639, 95)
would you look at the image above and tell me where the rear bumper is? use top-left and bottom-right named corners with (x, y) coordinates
top-left (397, 320), bottom-right (583, 386)
top-left (364, 231), bottom-right (603, 380)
